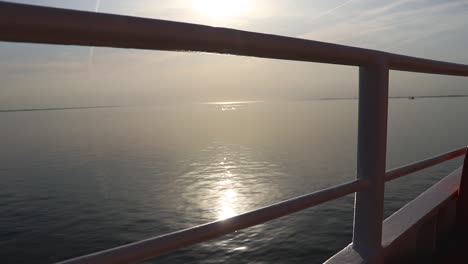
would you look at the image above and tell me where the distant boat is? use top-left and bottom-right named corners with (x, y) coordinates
top-left (409, 96), bottom-right (415, 100)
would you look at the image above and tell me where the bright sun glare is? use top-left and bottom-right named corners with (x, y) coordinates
top-left (192, 0), bottom-right (251, 20)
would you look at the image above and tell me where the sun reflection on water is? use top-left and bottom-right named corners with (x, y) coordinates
top-left (177, 141), bottom-right (284, 225)
top-left (217, 188), bottom-right (238, 220)
top-left (202, 101), bottom-right (263, 112)
top-left (217, 166), bottom-right (238, 220)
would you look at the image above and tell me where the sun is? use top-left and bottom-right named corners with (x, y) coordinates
top-left (192, 0), bottom-right (251, 21)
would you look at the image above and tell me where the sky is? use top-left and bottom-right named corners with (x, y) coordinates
top-left (2, 0), bottom-right (468, 108)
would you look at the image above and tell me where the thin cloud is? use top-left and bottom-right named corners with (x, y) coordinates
top-left (94, 0), bottom-right (101, 12)
top-left (299, 0), bottom-right (468, 54)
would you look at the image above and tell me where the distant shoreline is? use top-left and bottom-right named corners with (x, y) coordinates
top-left (0, 105), bottom-right (122, 113)
top-left (2, 95), bottom-right (468, 113)
top-left (318, 95), bottom-right (468, 101)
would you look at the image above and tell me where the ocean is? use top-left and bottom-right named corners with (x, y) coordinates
top-left (1, 98), bottom-right (467, 263)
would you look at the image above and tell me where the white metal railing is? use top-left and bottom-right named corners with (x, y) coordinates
top-left (1, 2), bottom-right (468, 264)
top-left (386, 147), bottom-right (467, 182)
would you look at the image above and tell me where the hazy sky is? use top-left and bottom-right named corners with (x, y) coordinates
top-left (2, 0), bottom-right (468, 108)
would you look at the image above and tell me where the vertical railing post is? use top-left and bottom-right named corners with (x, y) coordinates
top-left (352, 62), bottom-right (389, 263)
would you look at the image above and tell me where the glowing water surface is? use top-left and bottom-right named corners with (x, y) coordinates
top-left (1, 99), bottom-right (467, 263)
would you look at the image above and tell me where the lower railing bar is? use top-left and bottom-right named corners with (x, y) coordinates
top-left (57, 179), bottom-right (368, 264)
top-left (385, 146), bottom-right (467, 182)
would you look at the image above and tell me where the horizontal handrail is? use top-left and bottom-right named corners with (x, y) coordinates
top-left (385, 147), bottom-right (467, 182)
top-left (2, 2), bottom-right (468, 76)
top-left (57, 180), bottom-right (368, 264)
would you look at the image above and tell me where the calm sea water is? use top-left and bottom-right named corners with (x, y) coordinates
top-left (1, 98), bottom-right (467, 264)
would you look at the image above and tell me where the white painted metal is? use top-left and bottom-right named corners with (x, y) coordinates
top-left (386, 147), bottom-right (467, 182)
top-left (324, 244), bottom-right (366, 264)
top-left (57, 180), bottom-right (368, 264)
top-left (327, 167), bottom-right (463, 264)
top-left (2, 2), bottom-right (468, 76)
top-left (382, 167), bottom-right (463, 262)
top-left (352, 64), bottom-right (389, 263)
top-left (1, 2), bottom-right (468, 264)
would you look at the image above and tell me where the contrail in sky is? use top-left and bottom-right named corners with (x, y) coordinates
top-left (311, 0), bottom-right (354, 21)
top-left (94, 0), bottom-right (101, 12)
